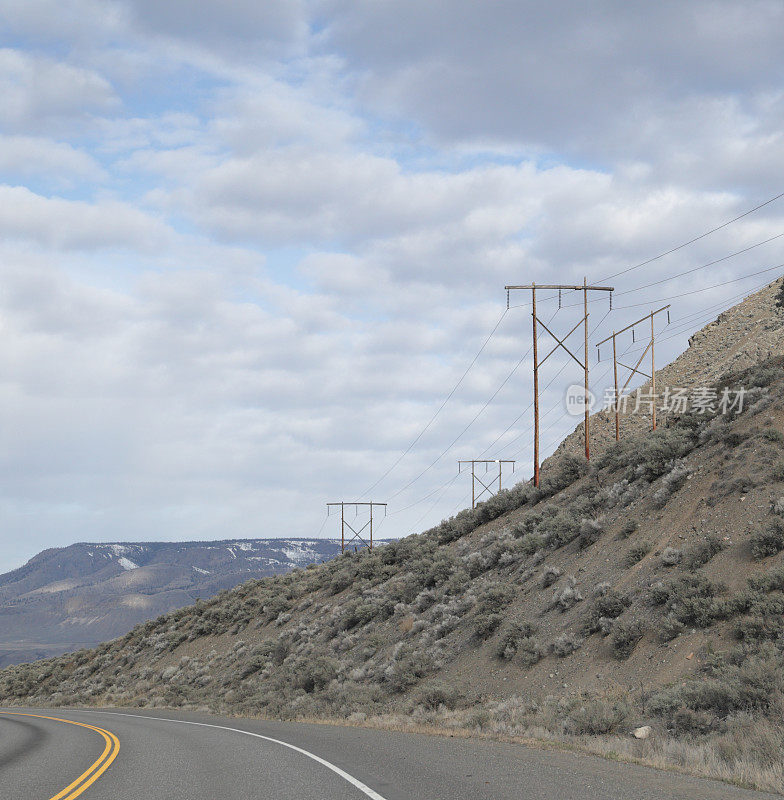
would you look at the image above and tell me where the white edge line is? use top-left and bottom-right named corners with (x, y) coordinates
top-left (71, 709), bottom-right (389, 800)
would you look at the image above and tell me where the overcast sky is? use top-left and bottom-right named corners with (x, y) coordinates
top-left (1, 1), bottom-right (783, 572)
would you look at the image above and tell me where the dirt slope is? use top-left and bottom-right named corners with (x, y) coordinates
top-left (552, 276), bottom-right (784, 462)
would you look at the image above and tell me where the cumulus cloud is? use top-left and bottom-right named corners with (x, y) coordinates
top-left (0, 48), bottom-right (118, 133)
top-left (0, 186), bottom-right (172, 250)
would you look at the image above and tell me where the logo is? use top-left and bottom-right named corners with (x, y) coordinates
top-left (564, 384), bottom-right (596, 417)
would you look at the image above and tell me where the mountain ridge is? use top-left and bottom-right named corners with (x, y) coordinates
top-left (0, 537), bottom-right (387, 667)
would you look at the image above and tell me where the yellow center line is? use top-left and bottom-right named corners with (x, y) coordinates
top-left (0, 712), bottom-right (120, 800)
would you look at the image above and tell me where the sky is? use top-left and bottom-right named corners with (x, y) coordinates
top-left (1, 0), bottom-right (784, 572)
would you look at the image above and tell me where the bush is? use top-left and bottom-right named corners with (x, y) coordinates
top-left (516, 637), bottom-right (544, 667)
top-left (751, 519), bottom-right (784, 559)
top-left (541, 566), bottom-right (561, 588)
top-left (418, 682), bottom-right (461, 710)
top-left (660, 546), bottom-right (681, 566)
top-left (518, 532), bottom-right (544, 555)
top-left (659, 614), bottom-right (685, 641)
top-left (610, 620), bottom-right (645, 659)
top-left (475, 612), bottom-right (504, 639)
top-left (733, 615), bottom-right (784, 642)
top-left (625, 543), bottom-right (650, 566)
top-left (551, 633), bottom-right (582, 657)
top-left (565, 699), bottom-right (631, 735)
top-left (683, 533), bottom-right (725, 569)
top-left (552, 578), bottom-right (583, 612)
top-left (617, 519), bottom-right (638, 539)
top-left (577, 518), bottom-right (603, 549)
top-left (494, 621), bottom-right (537, 660)
top-left (584, 588), bottom-right (628, 634)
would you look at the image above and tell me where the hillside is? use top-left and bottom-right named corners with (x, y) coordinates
top-left (554, 276), bottom-right (784, 460)
top-left (3, 288), bottom-right (784, 791)
top-left (0, 538), bottom-right (352, 667)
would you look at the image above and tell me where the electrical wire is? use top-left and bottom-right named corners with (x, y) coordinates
top-left (612, 263), bottom-right (784, 309)
top-left (359, 307), bottom-right (510, 498)
top-left (599, 191), bottom-right (784, 282)
top-left (613, 231), bottom-right (784, 296)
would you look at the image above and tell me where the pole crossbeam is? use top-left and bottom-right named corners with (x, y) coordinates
top-left (507, 279), bottom-right (614, 487)
top-left (458, 460), bottom-right (516, 508)
top-left (326, 502), bottom-right (387, 552)
top-left (595, 304), bottom-right (670, 440)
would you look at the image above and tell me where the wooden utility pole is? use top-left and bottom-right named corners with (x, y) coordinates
top-left (506, 280), bottom-right (614, 486)
top-left (326, 502), bottom-right (387, 552)
top-left (595, 305), bottom-right (670, 439)
top-left (458, 460), bottom-right (516, 508)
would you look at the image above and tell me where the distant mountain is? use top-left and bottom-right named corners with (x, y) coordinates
top-left (0, 538), bottom-right (369, 667)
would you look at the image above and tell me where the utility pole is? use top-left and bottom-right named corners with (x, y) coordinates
top-left (458, 460), bottom-right (516, 508)
top-left (326, 502), bottom-right (387, 553)
top-left (595, 305), bottom-right (670, 439)
top-left (505, 279), bottom-right (614, 486)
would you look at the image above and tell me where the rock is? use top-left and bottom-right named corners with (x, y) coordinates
top-left (633, 725), bottom-right (652, 740)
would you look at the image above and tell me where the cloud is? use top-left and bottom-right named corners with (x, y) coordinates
top-left (0, 186), bottom-right (172, 250)
top-left (124, 0), bottom-right (308, 60)
top-left (317, 1), bottom-right (784, 167)
top-left (0, 48), bottom-right (118, 133)
top-left (0, 135), bottom-right (105, 184)
top-left (0, 3), bottom-right (784, 574)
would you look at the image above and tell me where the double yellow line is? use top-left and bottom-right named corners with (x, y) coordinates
top-left (0, 712), bottom-right (120, 799)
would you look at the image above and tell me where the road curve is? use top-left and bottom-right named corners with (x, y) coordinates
top-left (0, 706), bottom-right (778, 800)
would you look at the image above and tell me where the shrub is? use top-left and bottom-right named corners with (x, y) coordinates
top-left (772, 461), bottom-right (784, 481)
top-left (625, 543), bottom-right (650, 566)
top-left (418, 682), bottom-right (461, 710)
top-left (329, 570), bottom-right (354, 595)
top-left (494, 621), bottom-right (538, 660)
top-left (751, 519), bottom-right (784, 559)
top-left (518, 532), bottom-right (544, 556)
top-left (762, 428), bottom-right (784, 443)
top-left (633, 429), bottom-right (696, 481)
top-left (610, 620), bottom-right (645, 659)
top-left (541, 566), bottom-right (562, 588)
top-left (584, 588), bottom-right (628, 634)
top-left (577, 518), bottom-right (604, 549)
top-left (683, 533), bottom-right (725, 569)
top-left (293, 656), bottom-right (338, 693)
top-left (552, 577), bottom-right (583, 612)
top-left (733, 615), bottom-right (784, 642)
top-left (565, 698), bottom-right (630, 735)
top-left (652, 462), bottom-right (692, 507)
top-left (659, 614), bottom-right (685, 641)
top-left (475, 612), bottom-right (503, 639)
top-left (516, 637), bottom-right (544, 667)
top-left (539, 510), bottom-right (581, 549)
top-left (551, 633), bottom-right (582, 657)
top-left (660, 546), bottom-right (681, 566)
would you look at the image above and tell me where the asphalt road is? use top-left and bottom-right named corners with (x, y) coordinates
top-left (0, 707), bottom-right (779, 800)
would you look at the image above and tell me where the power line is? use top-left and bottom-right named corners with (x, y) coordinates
top-left (385, 305), bottom-right (561, 502)
top-left (359, 308), bottom-right (509, 498)
top-left (599, 191), bottom-right (784, 282)
top-left (613, 231), bottom-right (784, 296)
top-left (613, 263), bottom-right (784, 309)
